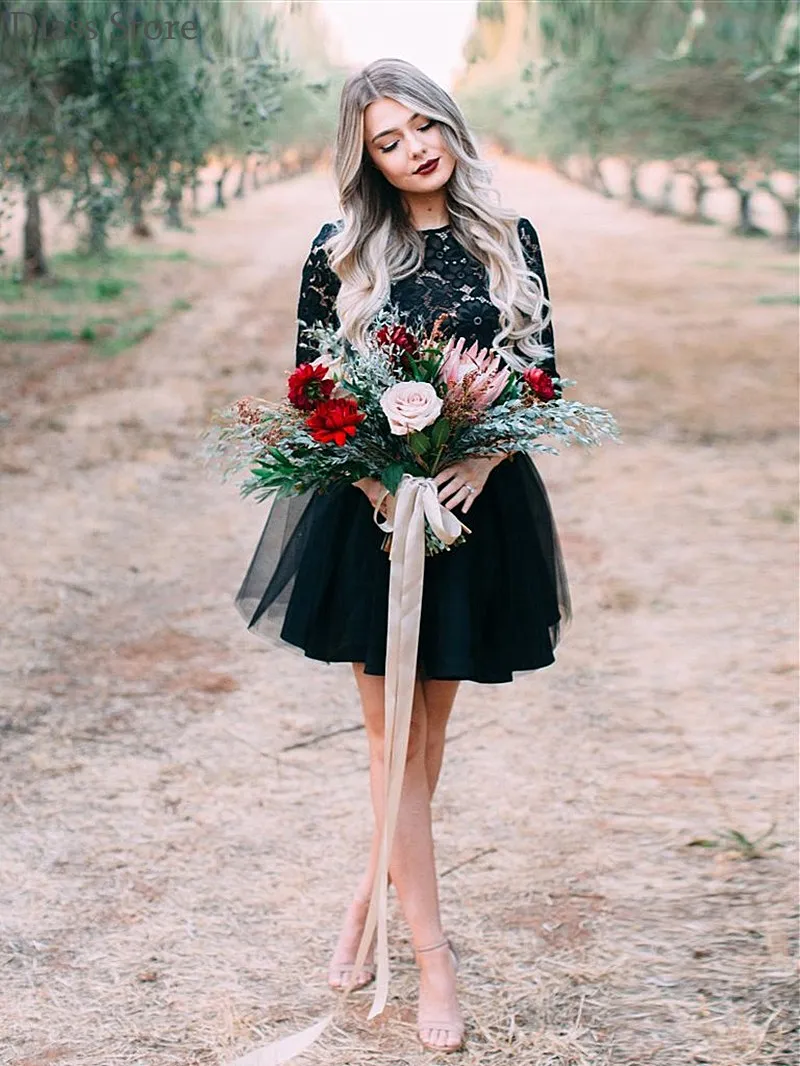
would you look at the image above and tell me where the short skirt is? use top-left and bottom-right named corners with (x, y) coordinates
top-left (235, 452), bottom-right (571, 684)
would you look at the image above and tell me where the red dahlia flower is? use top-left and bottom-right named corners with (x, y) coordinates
top-left (305, 397), bottom-right (365, 445)
top-left (523, 365), bottom-right (557, 402)
top-left (287, 362), bottom-right (336, 411)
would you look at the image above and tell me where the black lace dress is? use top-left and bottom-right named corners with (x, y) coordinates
top-left (235, 217), bottom-right (572, 683)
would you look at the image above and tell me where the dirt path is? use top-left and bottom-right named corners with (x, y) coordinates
top-left (1, 159), bottom-right (797, 1066)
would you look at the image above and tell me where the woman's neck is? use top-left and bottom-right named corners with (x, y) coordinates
top-left (403, 192), bottom-right (449, 231)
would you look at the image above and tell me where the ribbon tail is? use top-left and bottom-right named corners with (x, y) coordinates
top-left (367, 480), bottom-right (427, 1020)
top-left (226, 476), bottom-right (430, 1060)
top-left (228, 1013), bottom-right (335, 1066)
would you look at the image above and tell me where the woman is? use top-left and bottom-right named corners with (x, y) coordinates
top-left (236, 58), bottom-right (571, 1054)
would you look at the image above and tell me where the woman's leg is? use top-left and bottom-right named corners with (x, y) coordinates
top-left (354, 677), bottom-right (459, 894)
top-left (351, 663), bottom-right (462, 1049)
top-left (421, 678), bottom-right (460, 796)
top-left (352, 663), bottom-right (443, 944)
top-left (344, 674), bottom-right (460, 899)
top-left (328, 670), bottom-right (460, 992)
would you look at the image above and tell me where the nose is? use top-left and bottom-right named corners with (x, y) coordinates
top-left (407, 129), bottom-right (425, 156)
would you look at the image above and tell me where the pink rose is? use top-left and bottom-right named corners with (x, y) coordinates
top-left (380, 381), bottom-right (443, 435)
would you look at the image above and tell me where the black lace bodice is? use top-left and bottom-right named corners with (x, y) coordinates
top-left (294, 217), bottom-right (557, 378)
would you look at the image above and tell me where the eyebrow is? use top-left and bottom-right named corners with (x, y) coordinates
top-left (371, 112), bottom-right (421, 143)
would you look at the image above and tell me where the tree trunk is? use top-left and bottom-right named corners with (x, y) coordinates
top-left (252, 158), bottom-right (261, 190)
top-left (577, 155), bottom-right (594, 189)
top-left (719, 168), bottom-right (767, 237)
top-left (23, 180), bottom-right (48, 282)
top-left (591, 156), bottom-right (613, 198)
top-left (129, 178), bottom-right (152, 237)
top-left (191, 169), bottom-right (201, 214)
top-left (735, 186), bottom-right (758, 236)
top-left (215, 166), bottom-right (230, 209)
top-left (87, 181), bottom-right (110, 257)
top-left (235, 154), bottom-right (248, 198)
top-left (685, 168), bottom-right (713, 225)
top-left (782, 199), bottom-right (799, 250)
top-left (627, 162), bottom-right (647, 207)
top-left (734, 185), bottom-right (768, 237)
top-left (89, 211), bottom-right (108, 256)
top-left (165, 186), bottom-right (184, 229)
top-left (654, 171), bottom-right (676, 216)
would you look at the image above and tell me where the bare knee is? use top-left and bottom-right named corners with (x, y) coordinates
top-left (366, 706), bottom-right (427, 763)
top-left (353, 665), bottom-right (429, 764)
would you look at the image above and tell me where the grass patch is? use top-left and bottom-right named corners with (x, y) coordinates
top-left (53, 246), bottom-right (190, 266)
top-left (755, 292), bottom-right (800, 305)
top-left (687, 823), bottom-right (785, 860)
top-left (95, 278), bottom-right (126, 300)
top-left (96, 311), bottom-right (161, 357)
top-left (0, 311), bottom-right (74, 343)
top-left (693, 259), bottom-right (799, 272)
top-left (0, 275), bottom-right (25, 302)
top-left (771, 504), bottom-right (798, 524)
top-left (0, 244), bottom-right (194, 357)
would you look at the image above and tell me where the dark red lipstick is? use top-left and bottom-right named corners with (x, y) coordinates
top-left (414, 157), bottom-right (440, 176)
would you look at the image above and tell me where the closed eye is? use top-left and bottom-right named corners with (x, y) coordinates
top-left (379, 119), bottom-right (436, 154)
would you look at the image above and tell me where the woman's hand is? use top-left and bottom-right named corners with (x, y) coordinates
top-left (433, 453), bottom-right (506, 515)
top-left (353, 476), bottom-right (396, 520)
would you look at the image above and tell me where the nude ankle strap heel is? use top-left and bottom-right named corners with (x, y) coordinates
top-left (414, 935), bottom-right (464, 1052)
top-left (415, 935), bottom-right (461, 973)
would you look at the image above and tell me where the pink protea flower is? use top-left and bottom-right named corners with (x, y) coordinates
top-left (436, 336), bottom-right (510, 409)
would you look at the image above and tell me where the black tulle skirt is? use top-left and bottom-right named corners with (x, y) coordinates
top-left (235, 452), bottom-right (571, 684)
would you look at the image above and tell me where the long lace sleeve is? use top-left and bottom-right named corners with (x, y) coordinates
top-left (295, 221), bottom-right (342, 367)
top-left (516, 216), bottom-right (558, 378)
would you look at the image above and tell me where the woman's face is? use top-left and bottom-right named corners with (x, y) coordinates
top-left (362, 97), bottom-right (455, 195)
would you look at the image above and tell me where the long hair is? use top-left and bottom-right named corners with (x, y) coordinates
top-left (324, 57), bottom-right (553, 372)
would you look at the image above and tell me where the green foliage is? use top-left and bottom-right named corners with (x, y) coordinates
top-left (207, 314), bottom-right (621, 513)
top-left (477, 0), bottom-right (504, 22)
top-left (430, 417), bottom-right (451, 449)
top-left (687, 822), bottom-right (784, 860)
top-left (0, 0), bottom-right (343, 270)
top-left (261, 71), bottom-right (345, 157)
top-left (408, 430), bottom-right (430, 456)
top-left (460, 0), bottom-right (799, 220)
top-left (380, 461), bottom-right (406, 495)
top-left (95, 277), bottom-right (125, 299)
top-left (0, 243), bottom-right (183, 354)
top-left (458, 75), bottom-right (546, 157)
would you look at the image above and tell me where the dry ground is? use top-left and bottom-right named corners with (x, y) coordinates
top-left (0, 155), bottom-right (797, 1066)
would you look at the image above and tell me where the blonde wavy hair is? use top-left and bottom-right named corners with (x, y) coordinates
top-left (323, 57), bottom-right (553, 373)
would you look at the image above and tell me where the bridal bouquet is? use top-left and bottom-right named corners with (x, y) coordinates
top-left (206, 309), bottom-right (620, 555)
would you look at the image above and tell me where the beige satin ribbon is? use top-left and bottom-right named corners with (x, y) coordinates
top-left (228, 475), bottom-right (466, 1066)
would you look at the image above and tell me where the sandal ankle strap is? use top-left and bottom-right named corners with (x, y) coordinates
top-left (415, 936), bottom-right (450, 954)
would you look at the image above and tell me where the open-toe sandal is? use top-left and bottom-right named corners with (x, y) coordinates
top-left (414, 936), bottom-right (465, 1052)
top-left (327, 898), bottom-right (376, 991)
top-left (327, 958), bottom-right (376, 991)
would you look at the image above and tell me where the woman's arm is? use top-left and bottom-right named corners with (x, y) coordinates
top-left (295, 221), bottom-right (342, 367)
top-left (515, 216), bottom-right (558, 380)
top-left (294, 224), bottom-right (391, 511)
